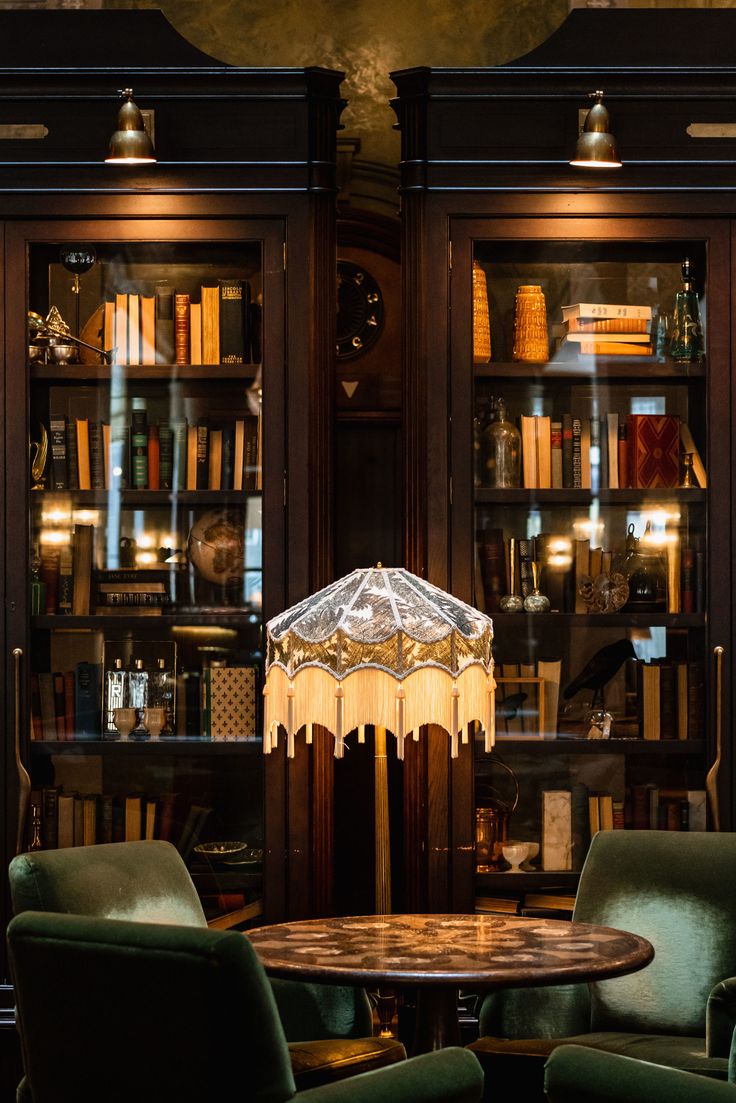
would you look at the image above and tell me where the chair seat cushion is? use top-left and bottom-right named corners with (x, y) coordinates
top-left (288, 1036), bottom-right (406, 1090)
top-left (467, 1032), bottom-right (729, 1101)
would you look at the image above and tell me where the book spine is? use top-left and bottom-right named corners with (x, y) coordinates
top-left (64, 670), bottom-right (75, 740)
top-left (40, 548), bottom-right (60, 615)
top-left (695, 548), bottom-right (705, 613)
top-left (221, 424), bottom-right (235, 490)
top-left (618, 421), bottom-right (628, 488)
top-left (65, 419), bottom-right (79, 490)
top-left (243, 417), bottom-right (259, 491)
top-left (598, 416), bottom-right (608, 490)
top-left (30, 674), bottom-right (42, 740)
top-left (572, 417), bottom-right (582, 488)
top-left (172, 420), bottom-right (187, 492)
top-left (174, 292), bottom-right (190, 366)
top-left (147, 425), bottom-right (160, 491)
top-left (131, 409), bottom-right (148, 489)
top-left (517, 538), bottom-right (533, 598)
top-left (155, 283), bottom-right (174, 364)
top-left (564, 303), bottom-right (652, 321)
top-left (76, 418), bottom-right (91, 490)
top-left (550, 421), bottom-right (562, 489)
top-left (49, 414), bottom-right (68, 490)
top-left (589, 416), bottom-right (600, 493)
top-left (219, 279), bottom-right (249, 364)
top-left (561, 413), bottom-right (573, 488)
top-left (53, 672), bottom-right (66, 739)
top-left (196, 425), bottom-right (209, 490)
top-left (89, 421), bottom-right (105, 489)
top-left (42, 787), bottom-right (59, 849)
top-left (681, 547), bottom-right (695, 614)
top-left (159, 425), bottom-right (173, 490)
top-left (57, 545), bottom-right (73, 614)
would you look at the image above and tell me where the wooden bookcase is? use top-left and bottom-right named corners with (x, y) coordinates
top-left (0, 9), bottom-right (344, 975)
top-left (391, 7), bottom-right (736, 915)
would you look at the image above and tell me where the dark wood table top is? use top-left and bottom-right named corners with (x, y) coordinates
top-left (247, 913), bottom-right (654, 988)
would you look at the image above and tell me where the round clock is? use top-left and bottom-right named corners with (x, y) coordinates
top-left (336, 259), bottom-right (384, 359)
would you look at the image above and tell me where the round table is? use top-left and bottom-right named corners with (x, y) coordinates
top-left (247, 913), bottom-right (654, 1054)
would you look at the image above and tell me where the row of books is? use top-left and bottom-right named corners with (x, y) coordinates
top-left (48, 411), bottom-right (261, 492)
top-left (30, 661), bottom-right (258, 740)
top-left (494, 659), bottom-right (561, 738)
top-left (476, 893), bottom-right (575, 919)
top-left (637, 658), bottom-right (705, 742)
top-left (33, 785), bottom-right (215, 861)
top-left (539, 783), bottom-right (708, 871)
top-left (515, 413), bottom-right (705, 491)
top-left (99, 280), bottom-right (256, 366)
top-left (476, 530), bottom-right (704, 615)
top-left (560, 301), bottom-right (654, 358)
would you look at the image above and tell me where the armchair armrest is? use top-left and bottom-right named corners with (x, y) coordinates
top-left (707, 977), bottom-right (736, 1061)
top-left (478, 984), bottom-right (591, 1039)
top-left (544, 1044), bottom-right (736, 1103)
top-left (296, 1048), bottom-right (483, 1103)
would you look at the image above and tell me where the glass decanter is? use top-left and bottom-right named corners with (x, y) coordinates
top-left (481, 397), bottom-right (521, 488)
top-left (669, 257), bottom-right (704, 363)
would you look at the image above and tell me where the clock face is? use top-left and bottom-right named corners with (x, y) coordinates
top-left (336, 260), bottom-right (384, 359)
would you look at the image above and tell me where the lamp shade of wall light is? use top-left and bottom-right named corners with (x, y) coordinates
top-left (570, 90), bottom-right (622, 169)
top-left (105, 88), bottom-right (156, 164)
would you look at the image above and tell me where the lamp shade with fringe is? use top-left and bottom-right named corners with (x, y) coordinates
top-left (263, 566), bottom-right (495, 759)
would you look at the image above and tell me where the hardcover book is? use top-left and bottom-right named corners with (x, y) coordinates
top-left (219, 278), bottom-right (251, 364)
top-left (627, 414), bottom-right (680, 488)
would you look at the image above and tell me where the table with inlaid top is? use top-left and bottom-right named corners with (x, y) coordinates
top-left (247, 913), bottom-right (654, 1054)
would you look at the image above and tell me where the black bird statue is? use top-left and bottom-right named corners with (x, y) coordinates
top-left (563, 638), bottom-right (636, 709)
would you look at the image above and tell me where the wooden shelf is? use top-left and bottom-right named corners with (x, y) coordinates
top-left (32, 611), bottom-right (261, 629)
top-left (29, 738), bottom-right (262, 755)
top-left (475, 359), bottom-right (705, 380)
top-left (489, 612), bottom-right (705, 628)
top-left (476, 870), bottom-right (580, 891)
top-left (488, 738), bottom-right (705, 755)
top-left (32, 489), bottom-right (261, 506)
top-left (30, 362), bottom-right (261, 382)
top-left (475, 487), bottom-right (705, 505)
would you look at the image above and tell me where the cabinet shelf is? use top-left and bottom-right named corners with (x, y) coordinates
top-left (475, 488), bottom-right (705, 505)
top-left (29, 738), bottom-right (262, 756)
top-left (32, 489), bottom-right (261, 506)
top-left (475, 360), bottom-right (705, 380)
top-left (490, 612), bottom-right (704, 628)
top-left (30, 362), bottom-right (262, 382)
top-left (476, 870), bottom-right (580, 892)
top-left (32, 611), bottom-right (260, 629)
top-left (490, 738), bottom-right (706, 755)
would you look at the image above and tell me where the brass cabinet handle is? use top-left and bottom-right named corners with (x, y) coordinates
top-left (706, 645), bottom-right (724, 832)
top-left (13, 648), bottom-right (32, 855)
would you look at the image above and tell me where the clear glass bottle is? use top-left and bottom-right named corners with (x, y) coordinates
top-left (128, 657), bottom-right (149, 738)
top-left (669, 257), bottom-right (704, 363)
top-left (481, 397), bottom-right (521, 488)
top-left (104, 657), bottom-right (127, 739)
top-left (149, 656), bottom-right (175, 735)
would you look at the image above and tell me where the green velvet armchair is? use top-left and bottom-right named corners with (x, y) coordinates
top-left (544, 1044), bottom-right (736, 1103)
top-left (8, 840), bottom-right (404, 1089)
top-left (7, 911), bottom-right (484, 1103)
top-left (468, 830), bottom-right (736, 1100)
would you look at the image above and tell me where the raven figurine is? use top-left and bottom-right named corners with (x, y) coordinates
top-left (563, 638), bottom-right (636, 708)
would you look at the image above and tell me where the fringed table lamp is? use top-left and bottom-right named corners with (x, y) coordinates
top-left (263, 565), bottom-right (495, 760)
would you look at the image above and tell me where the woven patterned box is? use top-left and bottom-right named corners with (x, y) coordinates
top-left (627, 414), bottom-right (680, 488)
top-left (207, 666), bottom-right (257, 740)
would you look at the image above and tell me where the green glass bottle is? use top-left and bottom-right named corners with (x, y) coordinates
top-left (669, 257), bottom-right (704, 363)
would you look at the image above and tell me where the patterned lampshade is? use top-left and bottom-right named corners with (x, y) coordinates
top-left (263, 566), bottom-right (495, 759)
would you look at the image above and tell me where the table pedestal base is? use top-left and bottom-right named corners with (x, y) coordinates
top-left (412, 985), bottom-right (461, 1054)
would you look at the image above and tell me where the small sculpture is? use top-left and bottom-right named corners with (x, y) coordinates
top-left (563, 638), bottom-right (636, 711)
top-left (577, 571), bottom-right (629, 614)
top-left (30, 424), bottom-right (48, 490)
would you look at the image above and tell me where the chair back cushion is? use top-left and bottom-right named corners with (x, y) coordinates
top-left (9, 840), bottom-right (207, 927)
top-left (574, 830), bottom-right (736, 1035)
top-left (8, 911), bottom-right (296, 1103)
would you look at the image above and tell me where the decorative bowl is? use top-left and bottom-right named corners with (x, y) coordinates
top-left (47, 342), bottom-right (77, 364)
top-left (194, 840), bottom-right (248, 862)
top-left (224, 847), bottom-right (264, 866)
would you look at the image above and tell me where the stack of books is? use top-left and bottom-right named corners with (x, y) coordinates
top-left (561, 302), bottom-right (653, 357)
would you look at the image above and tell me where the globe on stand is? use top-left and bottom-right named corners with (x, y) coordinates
top-left (188, 509), bottom-right (247, 602)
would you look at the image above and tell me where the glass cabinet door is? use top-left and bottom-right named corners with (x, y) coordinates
top-left (10, 223), bottom-right (285, 929)
top-left (451, 220), bottom-right (729, 904)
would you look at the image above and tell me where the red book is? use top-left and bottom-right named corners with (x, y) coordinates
top-left (627, 414), bottom-right (680, 488)
top-left (147, 425), bottom-right (160, 491)
top-left (174, 293), bottom-right (190, 366)
top-left (30, 673), bottom-right (42, 741)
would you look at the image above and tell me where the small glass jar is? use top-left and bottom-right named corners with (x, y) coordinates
top-left (523, 562), bottom-right (551, 613)
top-left (481, 398), bottom-right (521, 488)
